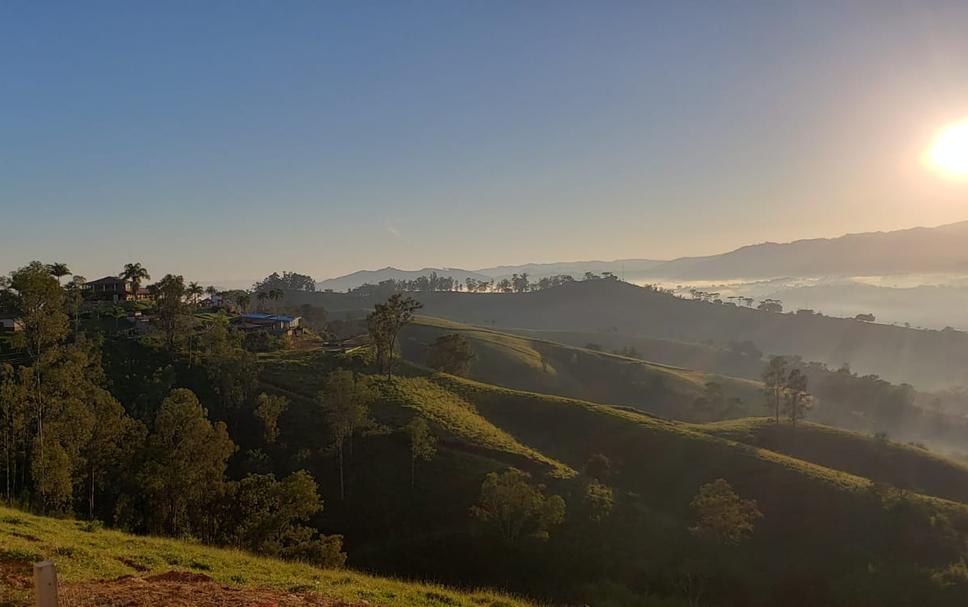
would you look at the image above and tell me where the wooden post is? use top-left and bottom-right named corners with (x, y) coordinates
top-left (33, 560), bottom-right (58, 607)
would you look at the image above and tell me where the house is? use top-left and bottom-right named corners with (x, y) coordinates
top-left (132, 287), bottom-right (153, 301)
top-left (231, 313), bottom-right (302, 335)
top-left (83, 277), bottom-right (129, 303)
top-left (0, 313), bottom-right (23, 333)
top-left (82, 277), bottom-right (153, 302)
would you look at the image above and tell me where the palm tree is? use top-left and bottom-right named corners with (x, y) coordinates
top-left (256, 291), bottom-right (269, 311)
top-left (187, 282), bottom-right (204, 306)
top-left (205, 285), bottom-right (218, 298)
top-left (120, 263), bottom-right (151, 298)
top-left (48, 262), bottom-right (71, 286)
top-left (236, 292), bottom-right (251, 313)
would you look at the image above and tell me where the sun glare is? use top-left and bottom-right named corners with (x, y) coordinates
top-left (927, 118), bottom-right (968, 178)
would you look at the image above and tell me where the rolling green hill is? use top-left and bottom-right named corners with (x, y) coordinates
top-left (397, 317), bottom-right (968, 453)
top-left (252, 346), bottom-right (968, 606)
top-left (697, 418), bottom-right (968, 505)
top-left (399, 317), bottom-right (762, 421)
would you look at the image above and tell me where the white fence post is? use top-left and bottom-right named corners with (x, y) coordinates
top-left (33, 560), bottom-right (59, 607)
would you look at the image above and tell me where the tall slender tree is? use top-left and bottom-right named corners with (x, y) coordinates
top-left (762, 356), bottom-right (788, 424)
top-left (317, 370), bottom-right (376, 500)
top-left (784, 368), bottom-right (811, 428)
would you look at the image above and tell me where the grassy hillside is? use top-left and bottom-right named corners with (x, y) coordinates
top-left (0, 505), bottom-right (527, 607)
top-left (256, 344), bottom-right (968, 605)
top-left (399, 317), bottom-right (762, 421)
top-left (697, 418), bottom-right (968, 504)
top-left (505, 327), bottom-right (765, 379)
top-left (258, 348), bottom-right (571, 478)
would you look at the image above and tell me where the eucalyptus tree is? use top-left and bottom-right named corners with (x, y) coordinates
top-left (317, 370), bottom-right (376, 500)
top-left (367, 294), bottom-right (422, 379)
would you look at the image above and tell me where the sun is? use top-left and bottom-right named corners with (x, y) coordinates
top-left (926, 118), bottom-right (968, 178)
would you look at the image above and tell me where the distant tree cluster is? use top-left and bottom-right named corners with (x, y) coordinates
top-left (252, 271), bottom-right (317, 293)
top-left (348, 271), bottom-right (616, 297)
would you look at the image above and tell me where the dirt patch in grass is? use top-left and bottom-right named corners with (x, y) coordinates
top-left (0, 556), bottom-right (31, 591)
top-left (59, 572), bottom-right (378, 607)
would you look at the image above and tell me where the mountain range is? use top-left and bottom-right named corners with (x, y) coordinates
top-left (316, 220), bottom-right (968, 290)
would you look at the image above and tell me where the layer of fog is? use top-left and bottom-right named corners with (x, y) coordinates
top-left (645, 273), bottom-right (968, 331)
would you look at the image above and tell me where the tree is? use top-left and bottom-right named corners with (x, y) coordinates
top-left (689, 478), bottom-right (762, 545)
top-left (205, 285), bottom-right (218, 299)
top-left (584, 453), bottom-right (612, 482)
top-left (470, 468), bottom-right (565, 544)
top-left (0, 338), bottom-right (126, 514)
top-left (0, 364), bottom-right (29, 502)
top-left (317, 370), bottom-right (376, 500)
top-left (6, 262), bottom-right (69, 360)
top-left (757, 298), bottom-right (783, 314)
top-left (692, 382), bottom-right (726, 422)
top-left (367, 294), bottom-right (422, 379)
top-left (187, 282), bottom-right (204, 306)
top-left (202, 322), bottom-right (259, 423)
top-left (855, 313), bottom-right (876, 322)
top-left (252, 271), bottom-right (316, 293)
top-left (220, 471), bottom-right (346, 567)
top-left (256, 291), bottom-right (269, 310)
top-left (511, 273), bottom-right (530, 293)
top-left (82, 385), bottom-right (134, 518)
top-left (120, 263), bottom-right (150, 296)
top-left (140, 388), bottom-right (236, 536)
top-left (583, 480), bottom-right (614, 523)
top-left (405, 417), bottom-right (436, 489)
top-left (783, 368), bottom-right (811, 428)
top-left (65, 275), bottom-right (86, 334)
top-left (153, 274), bottom-right (188, 351)
top-left (46, 263), bottom-right (71, 286)
top-left (762, 356), bottom-right (788, 424)
top-left (254, 393), bottom-right (289, 445)
top-left (426, 333), bottom-right (474, 376)
top-left (268, 288), bottom-right (284, 309)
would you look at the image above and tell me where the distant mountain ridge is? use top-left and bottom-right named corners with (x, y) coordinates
top-left (650, 220), bottom-right (968, 280)
top-left (316, 220), bottom-right (968, 290)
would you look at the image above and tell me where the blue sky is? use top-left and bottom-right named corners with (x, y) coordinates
top-left (3, 1), bottom-right (968, 285)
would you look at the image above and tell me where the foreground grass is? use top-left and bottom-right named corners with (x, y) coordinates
top-left (0, 505), bottom-right (528, 607)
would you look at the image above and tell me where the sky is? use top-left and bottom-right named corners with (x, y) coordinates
top-left (2, 1), bottom-right (968, 286)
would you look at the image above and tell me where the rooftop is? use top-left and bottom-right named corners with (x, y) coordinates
top-left (238, 313), bottom-right (298, 323)
top-left (85, 276), bottom-right (125, 286)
